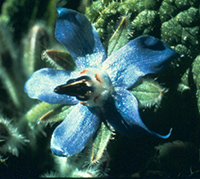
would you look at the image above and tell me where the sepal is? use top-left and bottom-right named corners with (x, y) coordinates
top-left (24, 101), bottom-right (74, 124)
top-left (42, 49), bottom-right (77, 71)
top-left (130, 79), bottom-right (167, 108)
top-left (90, 122), bottom-right (114, 163)
top-left (107, 17), bottom-right (129, 56)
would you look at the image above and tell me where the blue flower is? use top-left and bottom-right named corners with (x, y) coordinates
top-left (24, 8), bottom-right (179, 157)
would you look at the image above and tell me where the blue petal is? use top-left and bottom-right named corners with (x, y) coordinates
top-left (51, 103), bottom-right (100, 157)
top-left (55, 8), bottom-right (106, 70)
top-left (103, 36), bottom-right (179, 88)
top-left (24, 68), bottom-right (79, 104)
top-left (103, 87), bottom-right (171, 138)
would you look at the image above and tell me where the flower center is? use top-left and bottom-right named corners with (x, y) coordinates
top-left (54, 68), bottom-right (113, 107)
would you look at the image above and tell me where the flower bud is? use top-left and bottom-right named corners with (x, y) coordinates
top-left (0, 117), bottom-right (27, 156)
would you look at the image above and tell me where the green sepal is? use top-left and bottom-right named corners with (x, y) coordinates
top-left (24, 102), bottom-right (73, 123)
top-left (107, 17), bottom-right (128, 56)
top-left (42, 49), bottom-right (77, 71)
top-left (39, 105), bottom-right (74, 123)
top-left (129, 79), bottom-right (167, 107)
top-left (90, 122), bottom-right (113, 163)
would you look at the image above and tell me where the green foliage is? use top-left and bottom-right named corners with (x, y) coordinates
top-left (0, 0), bottom-right (200, 178)
top-left (86, 0), bottom-right (200, 61)
top-left (0, 0), bottom-right (57, 41)
top-left (192, 55), bottom-right (200, 115)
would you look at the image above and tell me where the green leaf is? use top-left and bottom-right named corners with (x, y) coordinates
top-left (130, 79), bottom-right (167, 107)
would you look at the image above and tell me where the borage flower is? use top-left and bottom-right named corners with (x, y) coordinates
top-left (24, 8), bottom-right (179, 157)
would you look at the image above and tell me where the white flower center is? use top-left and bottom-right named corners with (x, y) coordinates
top-left (54, 68), bottom-right (113, 107)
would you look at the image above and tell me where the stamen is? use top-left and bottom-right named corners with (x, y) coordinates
top-left (54, 76), bottom-right (94, 101)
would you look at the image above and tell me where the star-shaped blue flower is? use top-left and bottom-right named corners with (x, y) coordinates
top-left (24, 8), bottom-right (179, 157)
